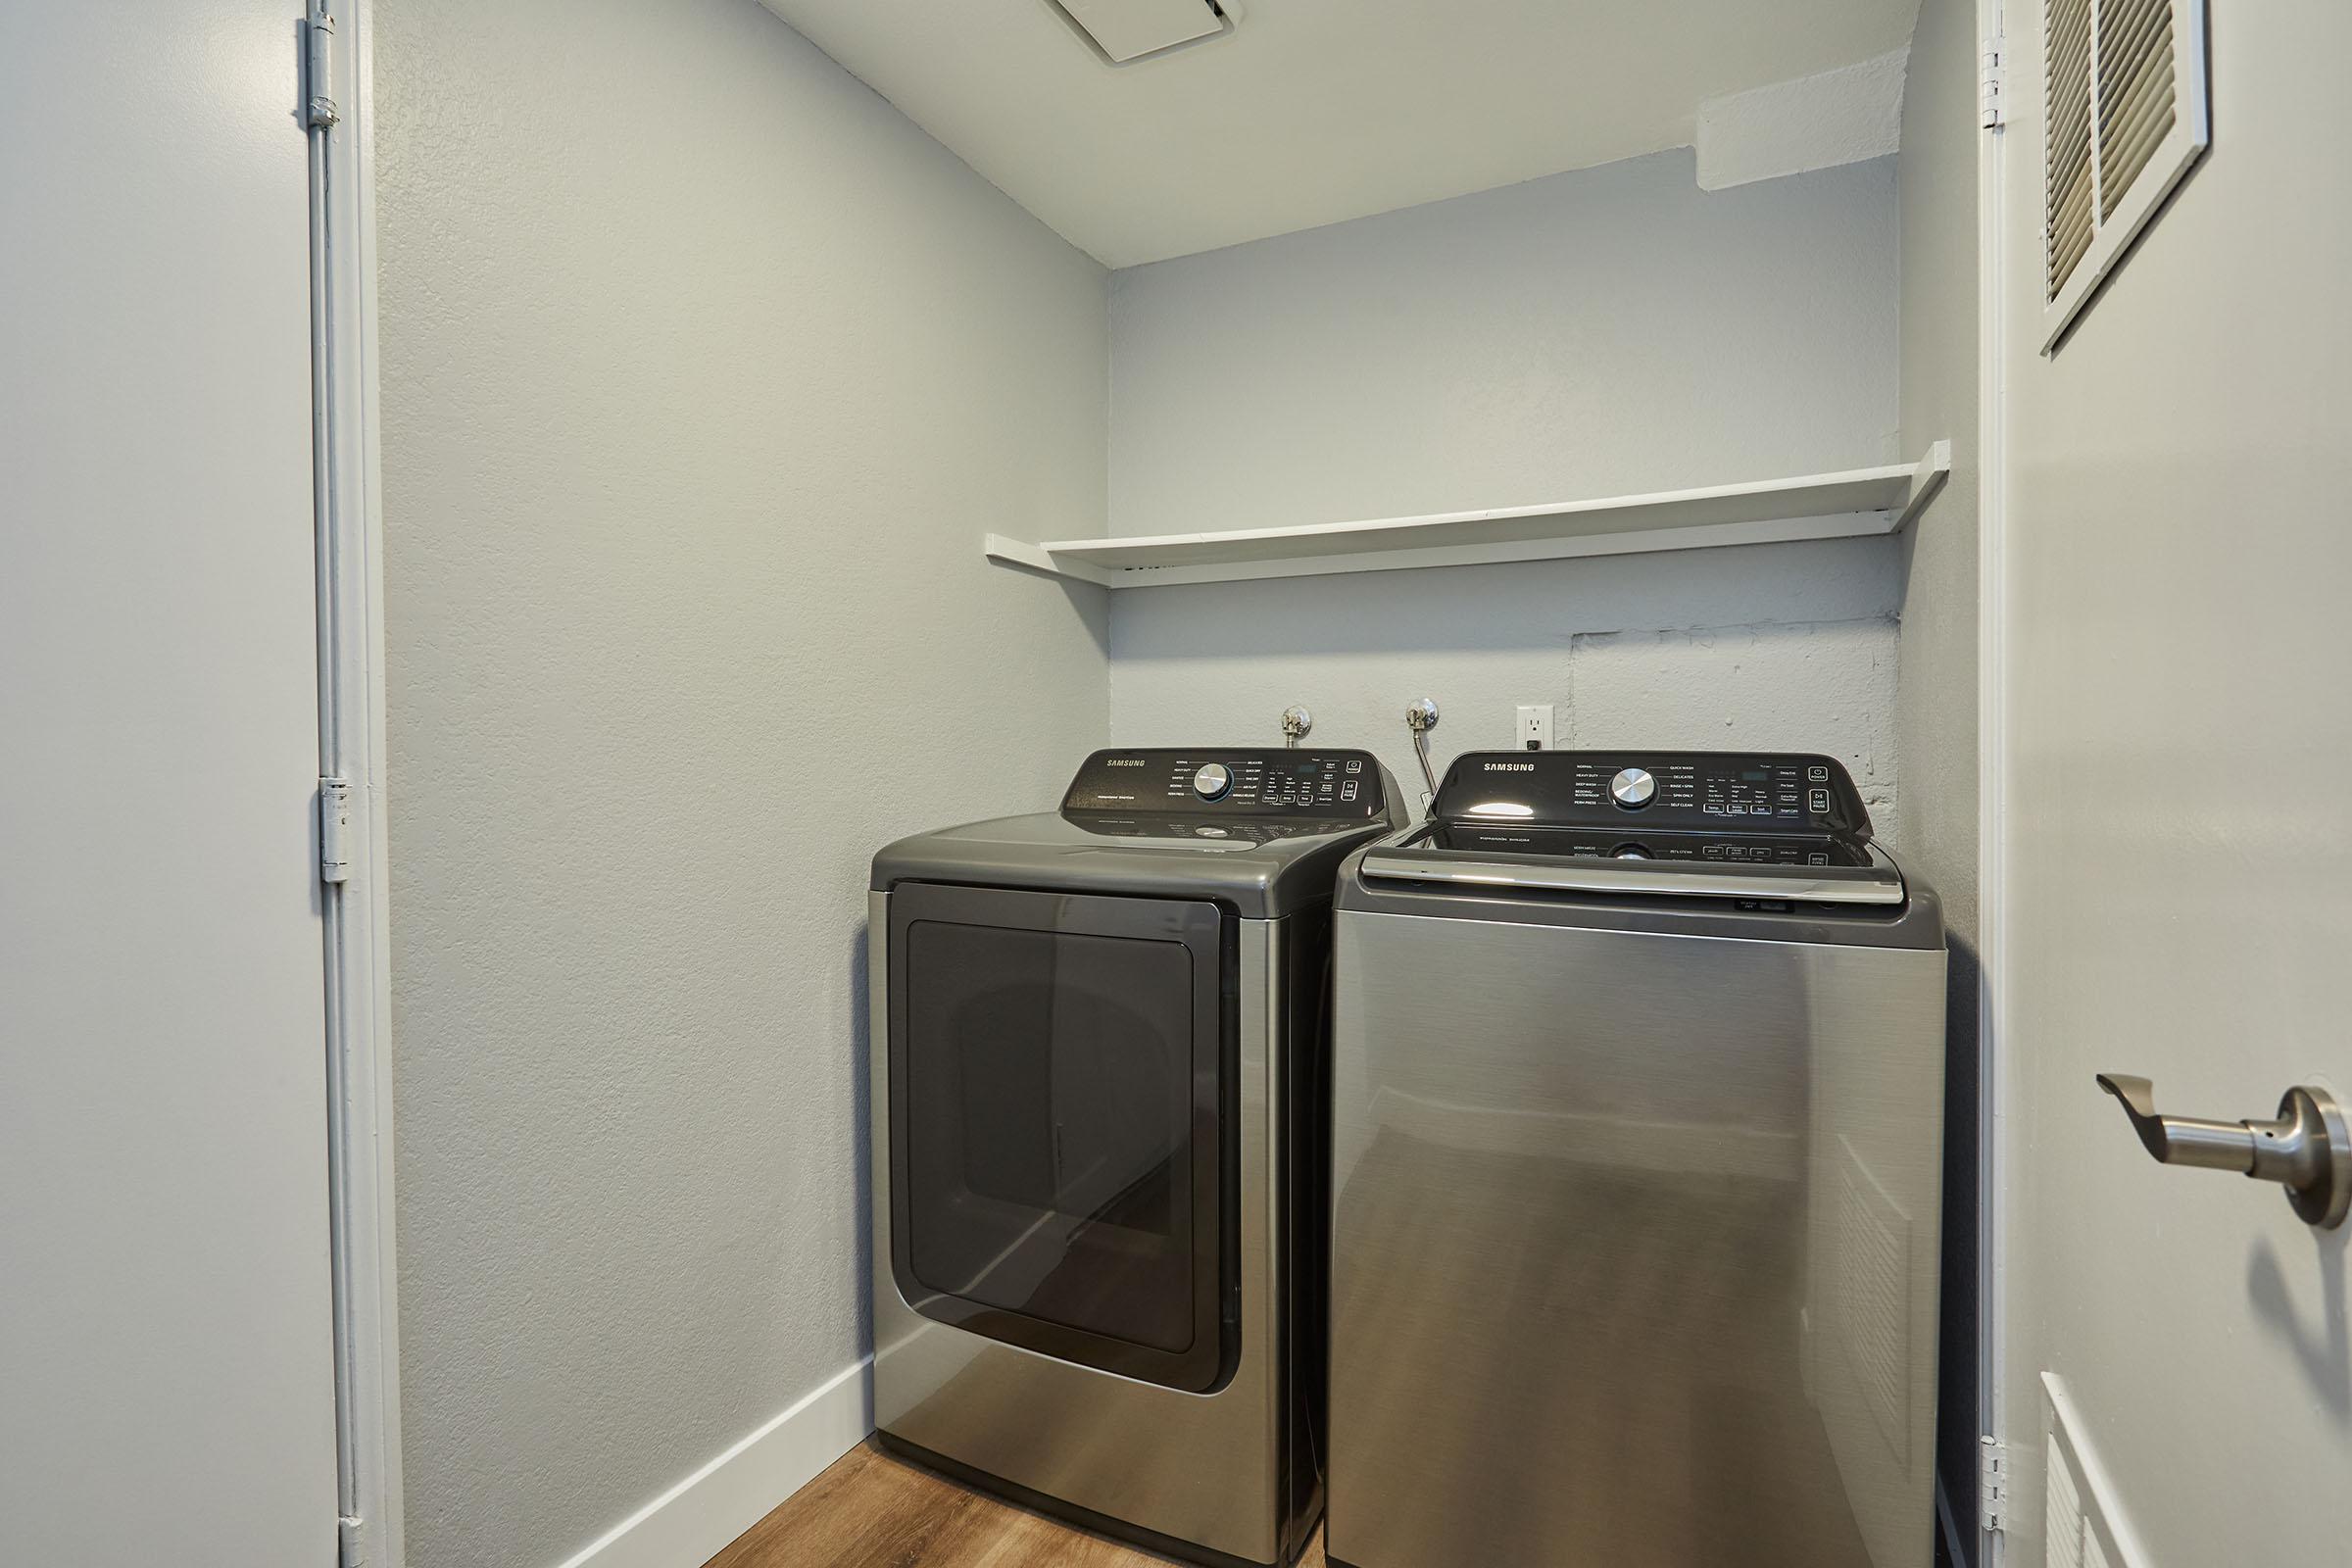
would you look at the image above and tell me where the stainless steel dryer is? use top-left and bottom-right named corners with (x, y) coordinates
top-left (1326, 751), bottom-right (1945, 1568)
top-left (869, 748), bottom-right (1401, 1568)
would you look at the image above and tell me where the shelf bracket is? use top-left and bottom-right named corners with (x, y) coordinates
top-left (984, 533), bottom-right (1117, 589)
top-left (1894, 440), bottom-right (1954, 530)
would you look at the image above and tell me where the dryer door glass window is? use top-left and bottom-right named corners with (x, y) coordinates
top-left (888, 884), bottom-right (1233, 1393)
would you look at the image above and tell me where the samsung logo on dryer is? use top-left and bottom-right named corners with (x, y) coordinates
top-left (1484, 761), bottom-right (1537, 771)
top-left (1104, 759), bottom-right (1147, 767)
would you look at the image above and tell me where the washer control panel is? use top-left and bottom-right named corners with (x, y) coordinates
top-left (1063, 748), bottom-right (1392, 820)
top-left (1432, 823), bottom-right (1875, 867)
top-left (1434, 751), bottom-right (1872, 839)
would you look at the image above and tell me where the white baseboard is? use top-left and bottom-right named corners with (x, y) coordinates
top-left (553, 1357), bottom-right (874, 1568)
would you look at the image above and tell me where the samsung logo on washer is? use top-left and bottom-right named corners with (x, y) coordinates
top-left (1485, 762), bottom-right (1537, 771)
top-left (1104, 759), bottom-right (1147, 766)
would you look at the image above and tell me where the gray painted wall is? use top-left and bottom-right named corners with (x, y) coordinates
top-left (1891, 3), bottom-right (1984, 1561)
top-left (374, 1), bottom-right (1108, 1562)
top-left (1895, 0), bottom-right (1983, 945)
top-left (1104, 151), bottom-right (1912, 828)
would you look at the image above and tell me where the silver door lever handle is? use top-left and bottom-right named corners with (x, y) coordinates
top-left (2096, 1074), bottom-right (2352, 1228)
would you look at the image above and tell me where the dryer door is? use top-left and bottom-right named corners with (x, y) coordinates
top-left (887, 883), bottom-right (1236, 1392)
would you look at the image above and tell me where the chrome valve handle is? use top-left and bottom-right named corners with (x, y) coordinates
top-left (2096, 1074), bottom-right (2352, 1228)
top-left (1402, 699), bottom-right (1441, 817)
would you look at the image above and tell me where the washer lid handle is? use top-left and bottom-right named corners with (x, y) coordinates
top-left (1355, 841), bottom-right (1906, 906)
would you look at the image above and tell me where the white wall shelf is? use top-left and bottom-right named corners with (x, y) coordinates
top-left (988, 442), bottom-right (1950, 589)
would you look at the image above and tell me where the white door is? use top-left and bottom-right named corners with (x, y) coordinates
top-left (0, 4), bottom-right (339, 1565)
top-left (1994, 0), bottom-right (2352, 1563)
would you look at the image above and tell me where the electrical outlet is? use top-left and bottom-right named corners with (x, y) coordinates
top-left (1515, 705), bottom-right (1553, 752)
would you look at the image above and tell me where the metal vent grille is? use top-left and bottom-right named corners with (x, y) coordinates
top-left (2045, 0), bottom-right (2095, 297)
top-left (2040, 0), bottom-right (2208, 345)
top-left (2098, 0), bottom-right (2178, 219)
top-left (2045, 1435), bottom-right (2085, 1568)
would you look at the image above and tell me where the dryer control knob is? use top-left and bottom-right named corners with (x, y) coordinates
top-left (1612, 845), bottom-right (1653, 859)
top-left (1610, 766), bottom-right (1657, 808)
top-left (1191, 762), bottom-right (1233, 801)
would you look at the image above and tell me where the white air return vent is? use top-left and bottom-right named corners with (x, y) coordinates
top-left (2041, 0), bottom-right (2208, 349)
top-left (1046, 0), bottom-right (1232, 66)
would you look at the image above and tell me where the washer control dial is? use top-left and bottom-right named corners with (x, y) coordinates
top-left (1191, 762), bottom-right (1233, 801)
top-left (1609, 766), bottom-right (1657, 809)
top-left (1612, 844), bottom-right (1653, 859)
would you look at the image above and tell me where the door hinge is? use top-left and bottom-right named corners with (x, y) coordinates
top-left (337, 1514), bottom-right (368, 1568)
top-left (319, 776), bottom-right (353, 884)
top-left (1979, 39), bottom-right (2007, 129)
top-left (306, 9), bottom-right (340, 129)
top-left (1979, 1436), bottom-right (2010, 1534)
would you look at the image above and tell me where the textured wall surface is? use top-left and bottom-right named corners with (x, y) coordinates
top-left (1106, 151), bottom-right (1908, 823)
top-left (374, 0), bottom-right (1108, 1562)
top-left (1696, 47), bottom-right (1910, 191)
top-left (1894, 1), bottom-right (1982, 946)
top-left (1113, 553), bottom-right (1904, 825)
top-left (1890, 5), bottom-right (1984, 1560)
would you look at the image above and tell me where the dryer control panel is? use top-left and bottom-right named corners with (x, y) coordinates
top-left (1063, 748), bottom-right (1392, 820)
top-left (1433, 751), bottom-right (1874, 839)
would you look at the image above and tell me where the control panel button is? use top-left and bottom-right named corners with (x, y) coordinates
top-left (1192, 762), bottom-right (1233, 801)
top-left (1807, 764), bottom-right (1831, 783)
top-left (1808, 788), bottom-right (1832, 814)
top-left (1610, 767), bottom-right (1657, 809)
top-left (1342, 781), bottom-right (1359, 801)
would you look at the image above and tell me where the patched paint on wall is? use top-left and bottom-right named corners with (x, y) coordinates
top-left (1107, 150), bottom-right (1906, 826)
top-left (1110, 541), bottom-right (1903, 817)
top-left (375, 1), bottom-right (1109, 1563)
top-left (1696, 48), bottom-right (1912, 191)
top-left (1567, 618), bottom-right (1900, 824)
top-left (1893, 0), bottom-right (1982, 942)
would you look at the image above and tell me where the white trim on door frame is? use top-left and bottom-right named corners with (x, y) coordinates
top-left (1976, 0), bottom-right (2012, 1562)
top-left (312, 3), bottom-right (404, 1564)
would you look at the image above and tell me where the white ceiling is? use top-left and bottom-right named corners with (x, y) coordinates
top-left (756, 0), bottom-right (1922, 269)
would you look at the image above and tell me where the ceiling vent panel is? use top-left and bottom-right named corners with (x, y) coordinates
top-left (2040, 0), bottom-right (2208, 350)
top-left (1046, 0), bottom-right (1231, 66)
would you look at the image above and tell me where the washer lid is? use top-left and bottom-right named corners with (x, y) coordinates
top-left (1355, 824), bottom-right (1907, 907)
top-left (872, 808), bottom-right (1395, 917)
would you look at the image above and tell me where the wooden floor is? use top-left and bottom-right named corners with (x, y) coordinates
top-left (706, 1441), bottom-right (1327, 1568)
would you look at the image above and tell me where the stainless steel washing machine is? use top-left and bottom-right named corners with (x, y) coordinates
top-left (1326, 751), bottom-right (1945, 1568)
top-left (869, 748), bottom-right (1401, 1568)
